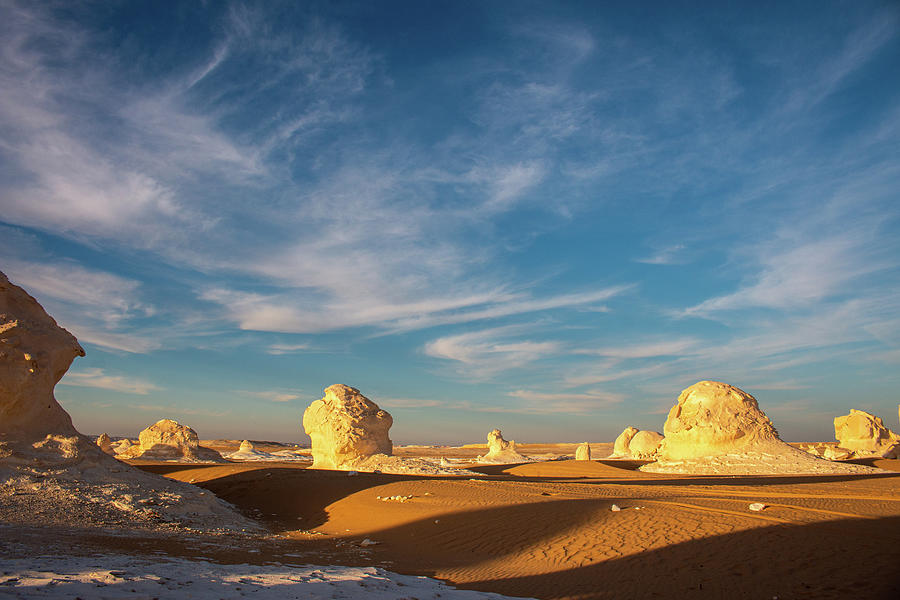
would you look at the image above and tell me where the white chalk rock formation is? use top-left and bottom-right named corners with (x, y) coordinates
top-left (642, 381), bottom-right (880, 475)
top-left (610, 426), bottom-right (639, 457)
top-left (823, 446), bottom-right (853, 461)
top-left (655, 381), bottom-right (780, 461)
top-left (833, 409), bottom-right (900, 458)
top-left (96, 433), bottom-right (115, 455)
top-left (120, 419), bottom-right (224, 462)
top-left (0, 272), bottom-right (84, 443)
top-left (302, 384), bottom-right (393, 470)
top-left (628, 430), bottom-right (664, 459)
top-left (477, 428), bottom-right (527, 463)
top-left (575, 442), bottom-right (592, 461)
top-left (0, 271), bottom-right (256, 531)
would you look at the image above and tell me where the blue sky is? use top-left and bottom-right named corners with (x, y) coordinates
top-left (1, 0), bottom-right (898, 444)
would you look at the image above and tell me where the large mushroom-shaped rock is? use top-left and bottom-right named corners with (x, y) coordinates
top-left (610, 426), bottom-right (639, 457)
top-left (628, 430), bottom-right (664, 459)
top-left (302, 384), bottom-right (393, 470)
top-left (575, 442), bottom-right (592, 461)
top-left (642, 381), bottom-right (880, 475)
top-left (121, 419), bottom-right (224, 462)
top-left (656, 381), bottom-right (780, 461)
top-left (0, 271), bottom-right (84, 443)
top-left (477, 428), bottom-right (527, 463)
top-left (833, 409), bottom-right (900, 458)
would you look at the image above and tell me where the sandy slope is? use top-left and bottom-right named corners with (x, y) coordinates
top-left (133, 457), bottom-right (900, 600)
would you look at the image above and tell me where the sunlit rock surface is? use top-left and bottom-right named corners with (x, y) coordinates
top-left (575, 442), bottom-right (591, 461)
top-left (0, 271), bottom-right (256, 530)
top-left (0, 271), bottom-right (84, 443)
top-left (642, 381), bottom-right (880, 475)
top-left (96, 433), bottom-right (115, 455)
top-left (477, 428), bottom-right (527, 463)
top-left (628, 430), bottom-right (664, 459)
top-left (610, 426), bottom-right (639, 457)
top-left (302, 384), bottom-right (393, 470)
top-left (833, 409), bottom-right (900, 458)
top-left (118, 419), bottom-right (225, 462)
top-left (655, 381), bottom-right (779, 461)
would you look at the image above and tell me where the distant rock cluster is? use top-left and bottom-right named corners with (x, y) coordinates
top-left (609, 426), bottom-right (663, 459)
top-left (116, 419), bottom-right (224, 462)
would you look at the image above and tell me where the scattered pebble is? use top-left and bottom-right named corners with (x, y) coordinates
top-left (748, 503), bottom-right (767, 512)
top-left (610, 504), bottom-right (621, 512)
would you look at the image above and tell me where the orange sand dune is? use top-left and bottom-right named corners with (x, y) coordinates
top-left (135, 457), bottom-right (900, 600)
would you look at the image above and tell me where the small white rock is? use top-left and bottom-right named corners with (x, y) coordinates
top-left (610, 504), bottom-right (621, 512)
top-left (749, 503), bottom-right (767, 512)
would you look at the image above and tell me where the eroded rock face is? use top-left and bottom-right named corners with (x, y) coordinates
top-left (575, 442), bottom-right (591, 461)
top-left (96, 433), bottom-right (115, 455)
top-left (0, 271), bottom-right (85, 442)
top-left (238, 440), bottom-right (254, 453)
top-left (120, 419), bottom-right (224, 462)
top-left (628, 430), bottom-right (664, 459)
top-left (611, 426), bottom-right (639, 457)
top-left (478, 428), bottom-right (527, 463)
top-left (656, 381), bottom-right (780, 461)
top-left (302, 384), bottom-right (393, 470)
top-left (833, 409), bottom-right (900, 458)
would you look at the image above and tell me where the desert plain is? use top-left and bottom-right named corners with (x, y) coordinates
top-left (4, 440), bottom-right (899, 600)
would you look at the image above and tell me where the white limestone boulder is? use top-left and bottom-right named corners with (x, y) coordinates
top-left (610, 426), bottom-right (638, 457)
top-left (477, 428), bottom-right (527, 463)
top-left (575, 442), bottom-right (591, 461)
top-left (0, 271), bottom-right (84, 443)
top-left (628, 430), bottom-right (664, 459)
top-left (833, 409), bottom-right (900, 458)
top-left (302, 384), bottom-right (393, 470)
top-left (120, 419), bottom-right (224, 462)
top-left (641, 381), bottom-right (880, 475)
top-left (655, 381), bottom-right (780, 461)
top-left (96, 433), bottom-right (115, 455)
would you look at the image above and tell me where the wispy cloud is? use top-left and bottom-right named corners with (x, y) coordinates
top-left (238, 389), bottom-right (303, 403)
top-left (635, 244), bottom-right (687, 265)
top-left (60, 368), bottom-right (160, 395)
top-left (0, 260), bottom-right (160, 353)
top-left (266, 343), bottom-right (311, 355)
top-left (424, 326), bottom-right (561, 378)
top-left (506, 389), bottom-right (624, 414)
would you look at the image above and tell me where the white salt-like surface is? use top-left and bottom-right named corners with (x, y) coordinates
top-left (0, 555), bottom-right (531, 599)
top-left (224, 448), bottom-right (311, 462)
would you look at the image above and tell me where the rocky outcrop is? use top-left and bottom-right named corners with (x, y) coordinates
top-left (302, 384), bottom-right (393, 470)
top-left (0, 271), bottom-right (257, 531)
top-left (477, 428), bottom-right (527, 463)
top-left (823, 446), bottom-right (852, 461)
top-left (628, 430), bottom-right (664, 459)
top-left (0, 271), bottom-right (84, 442)
top-left (610, 426), bottom-right (639, 457)
top-left (833, 409), bottom-right (900, 458)
top-left (575, 442), bottom-right (591, 461)
top-left (642, 381), bottom-right (880, 475)
top-left (96, 433), bottom-right (115, 455)
top-left (120, 419), bottom-right (224, 462)
top-left (655, 381), bottom-right (780, 461)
